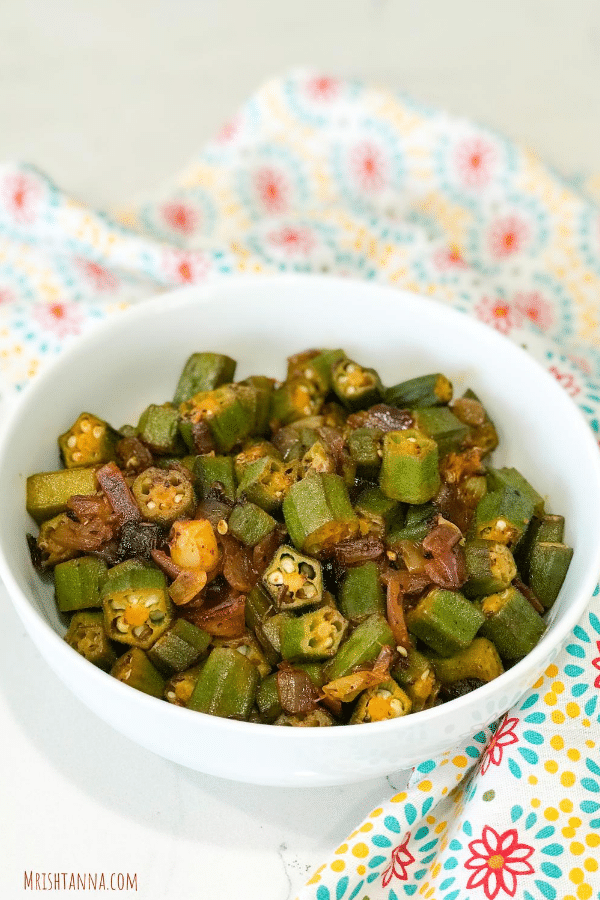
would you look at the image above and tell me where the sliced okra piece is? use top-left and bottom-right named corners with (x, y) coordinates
top-left (26, 467), bottom-right (98, 524)
top-left (287, 348), bottom-right (346, 393)
top-left (263, 545), bottom-right (323, 610)
top-left (237, 455), bottom-right (298, 513)
top-left (282, 471), bottom-right (359, 556)
top-left (65, 610), bottom-right (117, 671)
top-left (132, 466), bottom-right (195, 525)
top-left (173, 352), bottom-right (237, 405)
top-left (213, 632), bottom-right (272, 678)
top-left (379, 429), bottom-right (440, 504)
top-left (405, 588), bottom-right (484, 657)
top-left (101, 559), bottom-right (174, 649)
top-left (118, 424), bottom-right (138, 439)
top-left (385, 373), bottom-right (453, 408)
top-left (55, 556), bottom-right (108, 612)
top-left (338, 561), bottom-right (385, 622)
top-left (273, 709), bottom-right (335, 727)
top-left (245, 583), bottom-right (275, 633)
top-left (386, 502), bottom-right (435, 547)
top-left (516, 514), bottom-right (565, 580)
top-left (238, 375), bottom-right (275, 435)
top-left (348, 427), bottom-right (384, 476)
top-left (233, 439), bottom-right (281, 482)
top-left (412, 407), bottom-right (469, 458)
top-left (111, 647), bottom-right (166, 698)
top-left (193, 454), bottom-right (236, 502)
top-left (323, 614), bottom-right (394, 682)
top-left (331, 358), bottom-right (383, 411)
top-left (528, 542), bottom-right (573, 609)
top-left (137, 403), bottom-right (184, 456)
top-left (228, 501), bottom-right (276, 547)
top-left (454, 389), bottom-right (499, 454)
top-left (300, 440), bottom-right (336, 477)
top-left (187, 647), bottom-right (259, 720)
top-left (463, 540), bottom-right (517, 598)
top-left (294, 661), bottom-right (326, 688)
top-left (256, 672), bottom-right (282, 722)
top-left (355, 486), bottom-right (402, 538)
top-left (36, 513), bottom-right (80, 567)
top-left (269, 377), bottom-right (325, 427)
top-left (479, 586), bottom-right (546, 660)
top-left (473, 487), bottom-right (535, 548)
top-left (59, 412), bottom-right (118, 468)
top-left (256, 612), bottom-right (292, 659)
top-left (392, 648), bottom-right (439, 712)
top-left (486, 467), bottom-right (545, 517)
top-left (349, 679), bottom-right (412, 724)
top-left (280, 606), bottom-right (348, 662)
top-left (427, 636), bottom-right (504, 685)
top-left (179, 384), bottom-right (255, 453)
top-left (147, 618), bottom-right (212, 675)
top-left (534, 514), bottom-right (565, 544)
top-left (164, 663), bottom-right (204, 706)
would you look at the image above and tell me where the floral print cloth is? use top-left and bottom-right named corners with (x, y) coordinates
top-left (1, 69), bottom-right (599, 900)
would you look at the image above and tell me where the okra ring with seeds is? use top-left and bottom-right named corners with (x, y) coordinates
top-left (132, 466), bottom-right (195, 525)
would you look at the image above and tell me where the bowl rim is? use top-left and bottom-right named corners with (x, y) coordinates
top-left (1, 271), bottom-right (599, 744)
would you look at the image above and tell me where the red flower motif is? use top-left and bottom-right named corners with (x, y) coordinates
top-left (513, 291), bottom-right (553, 331)
top-left (254, 167), bottom-right (289, 214)
top-left (216, 116), bottom-right (240, 143)
top-left (489, 215), bottom-right (529, 259)
top-left (33, 302), bottom-right (83, 338)
top-left (76, 259), bottom-right (118, 292)
top-left (455, 137), bottom-right (496, 188)
top-left (350, 141), bottom-right (387, 193)
top-left (306, 75), bottom-right (339, 101)
top-left (268, 225), bottom-right (315, 256)
top-left (548, 365), bottom-right (581, 398)
top-left (480, 715), bottom-right (519, 775)
top-left (161, 202), bottom-right (199, 235)
top-left (0, 287), bottom-right (14, 304)
top-left (474, 296), bottom-right (521, 335)
top-left (163, 250), bottom-right (209, 284)
top-left (592, 639), bottom-right (600, 689)
top-left (433, 245), bottom-right (468, 271)
top-left (381, 832), bottom-right (415, 886)
top-left (465, 825), bottom-right (534, 899)
top-left (2, 173), bottom-right (40, 224)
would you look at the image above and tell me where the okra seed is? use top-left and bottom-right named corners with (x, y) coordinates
top-left (280, 556), bottom-right (296, 574)
top-left (111, 600), bottom-right (127, 610)
top-left (299, 562), bottom-right (316, 578)
top-left (146, 500), bottom-right (156, 510)
top-left (268, 572), bottom-right (284, 585)
top-left (390, 699), bottom-right (403, 714)
top-left (216, 519), bottom-right (228, 535)
top-left (386, 550), bottom-right (397, 561)
top-left (301, 584), bottom-right (316, 598)
top-left (166, 691), bottom-right (176, 701)
top-left (420, 669), bottom-right (431, 681)
top-left (92, 426), bottom-right (103, 439)
top-left (377, 689), bottom-right (392, 699)
top-left (115, 617), bottom-right (129, 633)
top-left (67, 435), bottom-right (77, 448)
top-left (132, 625), bottom-right (152, 639)
top-left (80, 420), bottom-right (91, 433)
top-left (72, 451), bottom-right (83, 462)
top-left (397, 645), bottom-right (408, 657)
top-left (323, 636), bottom-right (334, 648)
top-left (144, 597), bottom-right (156, 607)
top-left (149, 611), bottom-right (165, 623)
top-left (174, 493), bottom-right (183, 504)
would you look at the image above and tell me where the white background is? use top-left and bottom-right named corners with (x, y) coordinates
top-left (1, 2), bottom-right (599, 898)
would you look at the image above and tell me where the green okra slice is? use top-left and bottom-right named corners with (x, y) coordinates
top-left (179, 384), bottom-right (255, 453)
top-left (269, 378), bottom-right (324, 427)
top-left (338, 561), bottom-right (385, 622)
top-left (391, 648), bottom-right (439, 712)
top-left (427, 637), bottom-right (504, 685)
top-left (355, 486), bottom-right (402, 536)
top-left (273, 423), bottom-right (321, 462)
top-left (36, 513), bottom-right (80, 567)
top-left (385, 373), bottom-right (453, 409)
top-left (213, 632), bottom-right (272, 678)
top-left (65, 610), bottom-right (117, 671)
top-left (173, 352), bottom-right (237, 405)
top-left (187, 647), bottom-right (259, 720)
top-left (463, 540), bottom-right (517, 598)
top-left (237, 455), bottom-right (298, 513)
top-left (193, 454), bottom-right (236, 502)
top-left (348, 427), bottom-right (384, 476)
top-left (386, 502), bottom-right (436, 547)
top-left (256, 672), bottom-right (282, 722)
top-left (453, 389), bottom-right (499, 454)
top-left (233, 440), bottom-right (281, 481)
top-left (101, 559), bottom-right (174, 650)
top-left (238, 375), bottom-right (275, 435)
top-left (273, 709), bottom-right (336, 727)
top-left (111, 647), bottom-right (166, 698)
top-left (379, 429), bottom-right (440, 504)
top-left (331, 358), bottom-right (383, 411)
top-left (349, 679), bottom-right (412, 724)
top-left (300, 440), bottom-right (336, 478)
top-left (517, 514), bottom-right (565, 581)
top-left (256, 612), bottom-right (292, 659)
top-left (280, 606), bottom-right (348, 662)
top-left (282, 471), bottom-right (359, 556)
top-left (132, 466), bottom-right (195, 525)
top-left (412, 407), bottom-right (469, 458)
top-left (55, 556), bottom-right (108, 612)
top-left (227, 501), bottom-right (276, 547)
top-left (486, 467), bottom-right (545, 517)
top-left (479, 586), bottom-right (546, 660)
top-left (263, 545), bottom-right (323, 610)
top-left (473, 487), bottom-right (535, 548)
top-left (528, 542), bottom-right (573, 609)
top-left (287, 348), bottom-right (346, 394)
top-left (323, 614), bottom-right (394, 682)
top-left (147, 618), bottom-right (212, 675)
top-left (164, 664), bottom-right (204, 706)
top-left (137, 403), bottom-right (184, 456)
top-left (59, 412), bottom-right (118, 468)
top-left (245, 583), bottom-right (275, 633)
top-left (26, 467), bottom-right (98, 524)
top-left (405, 588), bottom-right (485, 657)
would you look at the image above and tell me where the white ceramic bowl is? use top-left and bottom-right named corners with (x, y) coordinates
top-left (1, 274), bottom-right (599, 787)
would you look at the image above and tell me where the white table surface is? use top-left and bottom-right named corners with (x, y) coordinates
top-left (1, 2), bottom-right (599, 898)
